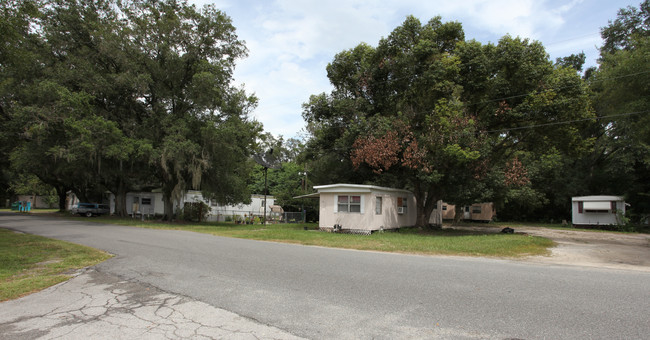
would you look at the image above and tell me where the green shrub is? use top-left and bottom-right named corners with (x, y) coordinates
top-left (181, 202), bottom-right (211, 222)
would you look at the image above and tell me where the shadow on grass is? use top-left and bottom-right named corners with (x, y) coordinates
top-left (398, 226), bottom-right (503, 237)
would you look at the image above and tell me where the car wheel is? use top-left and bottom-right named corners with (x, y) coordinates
top-left (85, 211), bottom-right (93, 217)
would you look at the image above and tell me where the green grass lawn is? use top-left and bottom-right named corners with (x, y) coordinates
top-left (0, 208), bottom-right (59, 214)
top-left (0, 228), bottom-right (112, 301)
top-left (82, 216), bottom-right (555, 258)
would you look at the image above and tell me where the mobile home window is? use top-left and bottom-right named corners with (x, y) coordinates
top-left (472, 206), bottom-right (481, 214)
top-left (141, 198), bottom-right (152, 205)
top-left (584, 201), bottom-right (612, 213)
top-left (338, 195), bottom-right (361, 213)
top-left (375, 197), bottom-right (382, 215)
top-left (397, 197), bottom-right (408, 213)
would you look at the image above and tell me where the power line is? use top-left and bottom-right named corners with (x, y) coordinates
top-left (543, 31), bottom-right (601, 47)
top-left (471, 70), bottom-right (650, 107)
top-left (483, 110), bottom-right (650, 134)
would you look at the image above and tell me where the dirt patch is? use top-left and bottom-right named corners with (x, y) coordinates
top-left (444, 225), bottom-right (650, 272)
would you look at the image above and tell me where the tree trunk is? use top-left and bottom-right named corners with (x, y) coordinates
top-left (163, 195), bottom-right (174, 221)
top-left (415, 207), bottom-right (430, 228)
top-left (453, 207), bottom-right (463, 225)
top-left (417, 196), bottom-right (438, 228)
top-left (56, 186), bottom-right (67, 212)
top-left (413, 184), bottom-right (440, 228)
top-left (114, 181), bottom-right (128, 217)
top-left (162, 182), bottom-right (175, 221)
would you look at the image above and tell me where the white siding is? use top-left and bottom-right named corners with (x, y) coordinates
top-left (316, 184), bottom-right (417, 231)
top-left (572, 196), bottom-right (625, 226)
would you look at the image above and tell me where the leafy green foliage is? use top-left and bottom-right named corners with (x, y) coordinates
top-left (555, 52), bottom-right (586, 72)
top-left (1, 0), bottom-right (260, 217)
top-left (247, 137), bottom-right (318, 220)
top-left (587, 1), bottom-right (650, 222)
top-left (121, 0), bottom-right (258, 219)
top-left (303, 16), bottom-right (593, 226)
top-left (600, 0), bottom-right (649, 54)
top-left (181, 201), bottom-right (211, 222)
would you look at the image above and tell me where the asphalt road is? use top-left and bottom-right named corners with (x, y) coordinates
top-left (2, 213), bottom-right (649, 339)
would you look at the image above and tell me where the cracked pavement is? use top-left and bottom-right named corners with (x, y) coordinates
top-left (0, 269), bottom-right (304, 340)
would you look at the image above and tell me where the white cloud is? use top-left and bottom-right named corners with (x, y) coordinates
top-left (187, 0), bottom-right (636, 137)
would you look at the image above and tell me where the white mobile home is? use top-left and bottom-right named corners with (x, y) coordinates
top-left (311, 184), bottom-right (417, 234)
top-left (436, 202), bottom-right (496, 222)
top-left (106, 190), bottom-right (275, 221)
top-left (207, 193), bottom-right (277, 222)
top-left (572, 195), bottom-right (626, 226)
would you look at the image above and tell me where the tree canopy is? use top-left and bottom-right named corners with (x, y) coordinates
top-left (588, 0), bottom-right (650, 221)
top-left (1, 0), bottom-right (259, 217)
top-left (303, 16), bottom-right (594, 226)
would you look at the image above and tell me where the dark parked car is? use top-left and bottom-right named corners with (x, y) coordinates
top-left (72, 203), bottom-right (110, 217)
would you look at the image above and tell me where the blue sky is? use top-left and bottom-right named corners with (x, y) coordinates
top-left (191, 0), bottom-right (640, 139)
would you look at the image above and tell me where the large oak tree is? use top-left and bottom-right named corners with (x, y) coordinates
top-left (1, 0), bottom-right (259, 216)
top-left (303, 16), bottom-right (594, 227)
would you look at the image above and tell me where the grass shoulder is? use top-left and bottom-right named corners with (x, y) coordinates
top-left (75, 215), bottom-right (555, 258)
top-left (0, 228), bottom-right (112, 301)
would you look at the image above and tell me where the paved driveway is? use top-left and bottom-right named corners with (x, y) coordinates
top-left (0, 268), bottom-right (304, 340)
top-left (2, 213), bottom-right (649, 339)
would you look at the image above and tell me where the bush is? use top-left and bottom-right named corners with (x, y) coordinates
top-left (181, 202), bottom-right (210, 222)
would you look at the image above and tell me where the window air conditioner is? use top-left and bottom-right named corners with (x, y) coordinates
top-left (397, 207), bottom-right (404, 214)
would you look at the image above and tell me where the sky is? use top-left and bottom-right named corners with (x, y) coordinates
top-left (191, 0), bottom-right (641, 139)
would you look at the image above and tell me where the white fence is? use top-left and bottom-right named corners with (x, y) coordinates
top-left (206, 209), bottom-right (305, 223)
top-left (207, 209), bottom-right (282, 223)
top-left (283, 211), bottom-right (306, 223)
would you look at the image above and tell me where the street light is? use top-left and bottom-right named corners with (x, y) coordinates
top-left (253, 148), bottom-right (280, 224)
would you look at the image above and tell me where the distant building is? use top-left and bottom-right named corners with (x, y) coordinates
top-left (69, 191), bottom-right (276, 221)
top-left (571, 196), bottom-right (627, 226)
top-left (435, 202), bottom-right (496, 222)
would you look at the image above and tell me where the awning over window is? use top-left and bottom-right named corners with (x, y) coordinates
top-left (583, 201), bottom-right (612, 210)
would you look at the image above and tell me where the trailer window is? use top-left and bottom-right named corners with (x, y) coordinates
top-left (375, 197), bottom-right (382, 215)
top-left (397, 197), bottom-right (408, 213)
top-left (338, 195), bottom-right (361, 213)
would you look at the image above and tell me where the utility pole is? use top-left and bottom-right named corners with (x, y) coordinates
top-left (253, 148), bottom-right (279, 225)
top-left (263, 165), bottom-right (268, 224)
